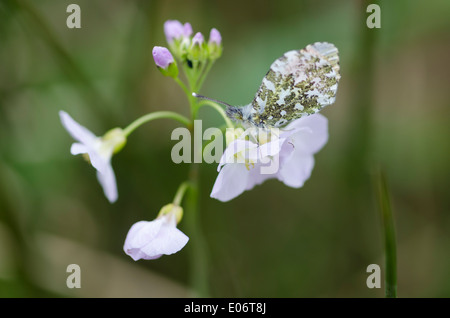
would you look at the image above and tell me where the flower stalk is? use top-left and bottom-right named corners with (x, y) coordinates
top-left (173, 181), bottom-right (190, 206)
top-left (162, 22), bottom-right (225, 295)
top-left (123, 111), bottom-right (191, 137)
top-left (198, 99), bottom-right (235, 129)
top-left (183, 87), bottom-right (210, 297)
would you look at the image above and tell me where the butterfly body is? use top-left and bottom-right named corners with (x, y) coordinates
top-left (227, 42), bottom-right (340, 128)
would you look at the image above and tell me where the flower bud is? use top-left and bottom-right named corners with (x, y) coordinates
top-left (189, 32), bottom-right (206, 61)
top-left (164, 20), bottom-right (184, 44)
top-left (152, 46), bottom-right (178, 78)
top-left (192, 32), bottom-right (204, 46)
top-left (208, 28), bottom-right (222, 60)
top-left (183, 22), bottom-right (193, 37)
top-left (209, 28), bottom-right (221, 45)
top-left (152, 46), bottom-right (174, 68)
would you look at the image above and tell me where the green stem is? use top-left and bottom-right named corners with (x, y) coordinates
top-left (192, 60), bottom-right (201, 89)
top-left (122, 111), bottom-right (190, 137)
top-left (342, 0), bottom-right (378, 190)
top-left (184, 84), bottom-right (210, 297)
top-left (375, 168), bottom-right (397, 298)
top-left (196, 60), bottom-right (214, 90)
top-left (184, 163), bottom-right (209, 297)
top-left (177, 64), bottom-right (199, 121)
top-left (198, 100), bottom-right (234, 129)
top-left (172, 51), bottom-right (213, 297)
top-left (173, 181), bottom-right (190, 206)
top-left (174, 77), bottom-right (191, 98)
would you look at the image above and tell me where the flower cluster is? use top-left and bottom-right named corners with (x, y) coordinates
top-left (153, 20), bottom-right (222, 85)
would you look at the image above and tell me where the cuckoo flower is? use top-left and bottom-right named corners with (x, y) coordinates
top-left (210, 113), bottom-right (328, 202)
top-left (123, 204), bottom-right (189, 260)
top-left (59, 111), bottom-right (126, 203)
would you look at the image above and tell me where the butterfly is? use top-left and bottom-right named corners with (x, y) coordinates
top-left (194, 42), bottom-right (340, 128)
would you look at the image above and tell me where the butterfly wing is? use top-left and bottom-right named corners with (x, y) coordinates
top-left (250, 42), bottom-right (340, 127)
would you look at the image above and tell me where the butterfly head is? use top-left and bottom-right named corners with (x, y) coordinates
top-left (225, 105), bottom-right (257, 127)
top-left (225, 106), bottom-right (243, 122)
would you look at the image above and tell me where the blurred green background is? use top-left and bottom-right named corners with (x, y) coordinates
top-left (0, 0), bottom-right (449, 297)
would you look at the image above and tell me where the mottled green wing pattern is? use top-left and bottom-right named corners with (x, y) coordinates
top-left (249, 42), bottom-right (340, 128)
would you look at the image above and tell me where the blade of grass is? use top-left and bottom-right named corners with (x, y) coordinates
top-left (375, 168), bottom-right (397, 298)
top-left (342, 0), bottom-right (380, 190)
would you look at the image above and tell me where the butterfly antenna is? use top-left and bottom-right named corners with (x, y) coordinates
top-left (192, 92), bottom-right (234, 108)
top-left (192, 92), bottom-right (244, 123)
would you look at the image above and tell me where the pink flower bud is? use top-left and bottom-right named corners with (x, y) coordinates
top-left (152, 46), bottom-right (174, 69)
top-left (208, 28), bottom-right (222, 45)
top-left (192, 32), bottom-right (204, 46)
top-left (164, 20), bottom-right (184, 43)
top-left (183, 22), bottom-right (193, 37)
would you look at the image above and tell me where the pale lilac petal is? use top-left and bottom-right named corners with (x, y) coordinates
top-left (278, 138), bottom-right (297, 164)
top-left (123, 217), bottom-right (188, 261)
top-left (125, 220), bottom-right (163, 249)
top-left (246, 162), bottom-right (276, 190)
top-left (123, 220), bottom-right (164, 261)
top-left (68, 137), bottom-right (112, 175)
top-left (140, 222), bottom-right (189, 260)
top-left (208, 28), bottom-right (221, 45)
top-left (123, 220), bottom-right (161, 256)
top-left (277, 151), bottom-right (315, 188)
top-left (218, 140), bottom-right (258, 170)
top-left (285, 114), bottom-right (328, 154)
top-left (96, 162), bottom-right (118, 203)
top-left (70, 143), bottom-right (88, 155)
top-left (210, 163), bottom-right (249, 202)
top-left (258, 137), bottom-right (285, 158)
top-left (59, 111), bottom-right (97, 146)
top-left (87, 148), bottom-right (110, 174)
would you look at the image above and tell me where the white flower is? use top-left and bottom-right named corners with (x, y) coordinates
top-left (59, 111), bottom-right (126, 203)
top-left (210, 113), bottom-right (328, 202)
top-left (123, 204), bottom-right (189, 260)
